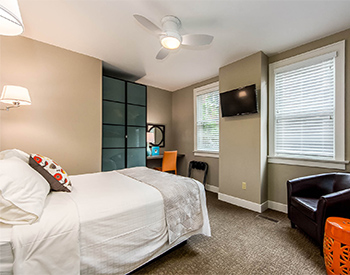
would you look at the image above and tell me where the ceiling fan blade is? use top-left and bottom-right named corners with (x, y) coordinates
top-left (156, 48), bottom-right (170, 60)
top-left (133, 14), bottom-right (162, 34)
top-left (181, 34), bottom-right (214, 46)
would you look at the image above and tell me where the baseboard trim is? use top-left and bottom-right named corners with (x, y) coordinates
top-left (206, 187), bottom-right (287, 214)
top-left (268, 200), bottom-right (288, 213)
top-left (217, 193), bottom-right (287, 214)
top-left (261, 200), bottom-right (269, 212)
top-left (218, 193), bottom-right (266, 213)
top-left (205, 184), bottom-right (219, 193)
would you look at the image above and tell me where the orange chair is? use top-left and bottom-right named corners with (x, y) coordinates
top-left (154, 151), bottom-right (177, 174)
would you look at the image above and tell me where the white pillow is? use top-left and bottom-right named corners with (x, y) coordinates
top-left (0, 157), bottom-right (50, 225)
top-left (0, 149), bottom-right (30, 163)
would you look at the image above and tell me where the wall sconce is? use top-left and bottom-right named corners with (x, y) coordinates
top-left (0, 85), bottom-right (31, 111)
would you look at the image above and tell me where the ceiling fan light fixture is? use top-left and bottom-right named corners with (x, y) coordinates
top-left (161, 36), bottom-right (180, 50)
top-left (160, 31), bottom-right (182, 50)
top-left (134, 14), bottom-right (214, 60)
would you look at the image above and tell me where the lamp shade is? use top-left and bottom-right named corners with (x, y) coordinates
top-left (147, 132), bottom-right (155, 143)
top-left (0, 0), bottom-right (24, 36)
top-left (0, 85), bottom-right (31, 105)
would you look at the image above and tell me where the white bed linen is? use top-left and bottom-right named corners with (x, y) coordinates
top-left (70, 170), bottom-right (210, 274)
top-left (119, 167), bottom-right (204, 244)
top-left (70, 171), bottom-right (166, 274)
top-left (11, 192), bottom-right (80, 275)
top-left (3, 169), bottom-right (210, 275)
top-left (0, 224), bottom-right (13, 275)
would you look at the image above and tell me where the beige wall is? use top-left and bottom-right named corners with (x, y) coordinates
top-left (219, 52), bottom-right (268, 204)
top-left (0, 36), bottom-right (102, 175)
top-left (147, 86), bottom-right (173, 154)
top-left (267, 29), bottom-right (350, 205)
top-left (172, 76), bottom-right (219, 186)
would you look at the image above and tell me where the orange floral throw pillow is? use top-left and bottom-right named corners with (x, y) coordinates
top-left (29, 154), bottom-right (72, 192)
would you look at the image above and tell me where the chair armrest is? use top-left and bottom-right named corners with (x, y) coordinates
top-left (316, 188), bottom-right (350, 244)
top-left (322, 188), bottom-right (350, 201)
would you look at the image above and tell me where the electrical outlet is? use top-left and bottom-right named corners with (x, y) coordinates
top-left (242, 182), bottom-right (246, 190)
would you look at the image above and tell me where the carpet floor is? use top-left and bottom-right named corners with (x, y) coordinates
top-left (132, 191), bottom-right (326, 275)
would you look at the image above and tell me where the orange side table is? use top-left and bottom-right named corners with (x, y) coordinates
top-left (323, 217), bottom-right (350, 275)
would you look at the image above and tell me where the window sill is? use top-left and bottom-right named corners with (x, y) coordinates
top-left (193, 151), bottom-right (219, 158)
top-left (268, 156), bottom-right (349, 170)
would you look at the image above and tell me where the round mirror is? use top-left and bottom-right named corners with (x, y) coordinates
top-left (148, 124), bottom-right (165, 147)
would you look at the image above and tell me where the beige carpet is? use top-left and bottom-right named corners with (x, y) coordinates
top-left (132, 191), bottom-right (326, 275)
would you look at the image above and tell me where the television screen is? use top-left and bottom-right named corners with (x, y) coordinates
top-left (220, 84), bottom-right (258, 117)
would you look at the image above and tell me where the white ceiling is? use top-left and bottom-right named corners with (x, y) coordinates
top-left (18, 0), bottom-right (350, 91)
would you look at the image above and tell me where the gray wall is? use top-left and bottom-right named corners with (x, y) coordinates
top-left (147, 86), bottom-right (173, 154)
top-left (127, 28), bottom-right (350, 207)
top-left (170, 28), bottom-right (350, 208)
top-left (172, 76), bottom-right (220, 187)
top-left (219, 52), bottom-right (268, 204)
top-left (146, 86), bottom-right (174, 169)
top-left (267, 28), bottom-right (350, 205)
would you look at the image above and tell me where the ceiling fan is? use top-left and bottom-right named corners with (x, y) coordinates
top-left (133, 14), bottom-right (214, 60)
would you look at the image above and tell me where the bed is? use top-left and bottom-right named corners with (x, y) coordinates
top-left (0, 150), bottom-right (210, 275)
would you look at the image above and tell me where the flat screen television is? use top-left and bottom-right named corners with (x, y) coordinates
top-left (220, 84), bottom-right (258, 117)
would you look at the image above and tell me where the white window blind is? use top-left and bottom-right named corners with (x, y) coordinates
top-left (274, 55), bottom-right (335, 159)
top-left (195, 88), bottom-right (219, 152)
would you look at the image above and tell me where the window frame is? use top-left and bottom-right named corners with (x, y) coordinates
top-left (193, 81), bottom-right (220, 158)
top-left (268, 40), bottom-right (347, 169)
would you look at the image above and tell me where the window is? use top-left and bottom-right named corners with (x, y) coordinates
top-left (194, 81), bottom-right (219, 157)
top-left (269, 41), bottom-right (347, 169)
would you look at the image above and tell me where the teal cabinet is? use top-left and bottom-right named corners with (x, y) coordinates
top-left (102, 76), bottom-right (147, 171)
top-left (127, 82), bottom-right (146, 105)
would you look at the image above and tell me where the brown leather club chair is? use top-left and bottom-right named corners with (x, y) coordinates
top-left (287, 173), bottom-right (350, 247)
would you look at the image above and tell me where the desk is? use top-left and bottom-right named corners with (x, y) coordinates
top-left (147, 154), bottom-right (185, 160)
top-left (146, 154), bottom-right (185, 168)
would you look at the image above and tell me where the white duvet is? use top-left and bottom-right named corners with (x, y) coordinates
top-left (11, 192), bottom-right (80, 275)
top-left (10, 169), bottom-right (211, 275)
